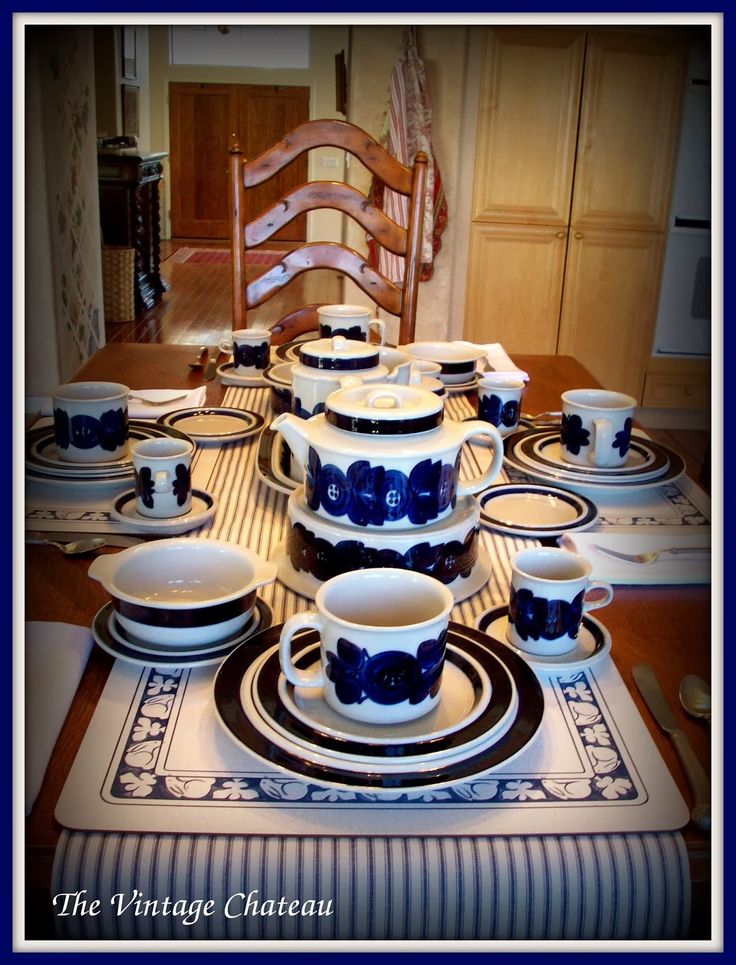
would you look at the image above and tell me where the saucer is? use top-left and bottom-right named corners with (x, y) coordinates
top-left (253, 639), bottom-right (518, 762)
top-left (255, 426), bottom-right (299, 496)
top-left (109, 489), bottom-right (217, 534)
top-left (479, 484), bottom-right (598, 537)
top-left (213, 621), bottom-right (545, 793)
top-left (272, 541), bottom-right (494, 605)
top-left (476, 604), bottom-right (611, 671)
top-left (530, 433), bottom-right (662, 476)
top-left (217, 362), bottom-right (268, 387)
top-left (444, 373), bottom-right (481, 394)
top-left (106, 598), bottom-right (272, 658)
top-left (91, 598), bottom-right (273, 668)
top-left (157, 407), bottom-right (264, 444)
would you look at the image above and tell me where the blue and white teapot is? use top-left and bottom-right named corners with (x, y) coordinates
top-left (272, 383), bottom-right (504, 530)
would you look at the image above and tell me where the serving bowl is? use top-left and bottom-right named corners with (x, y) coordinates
top-left (401, 342), bottom-right (486, 385)
top-left (88, 538), bottom-right (277, 646)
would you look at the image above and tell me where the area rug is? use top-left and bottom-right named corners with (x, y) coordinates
top-left (163, 247), bottom-right (282, 267)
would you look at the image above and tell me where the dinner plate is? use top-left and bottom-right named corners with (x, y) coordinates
top-left (478, 484), bottom-right (598, 537)
top-left (251, 639), bottom-right (518, 762)
top-left (476, 604), bottom-right (611, 671)
top-left (255, 425), bottom-right (299, 496)
top-left (213, 621), bottom-right (545, 793)
top-left (109, 488), bottom-right (217, 534)
top-left (271, 540), bottom-right (495, 605)
top-left (91, 599), bottom-right (273, 668)
top-left (216, 362), bottom-right (268, 387)
top-left (503, 429), bottom-right (685, 495)
top-left (26, 421), bottom-right (194, 481)
top-left (517, 430), bottom-right (669, 482)
top-left (157, 407), bottom-right (265, 444)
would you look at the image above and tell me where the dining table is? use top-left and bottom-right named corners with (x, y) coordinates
top-left (22, 343), bottom-right (714, 946)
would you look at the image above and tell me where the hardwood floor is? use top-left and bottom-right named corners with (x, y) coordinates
top-left (106, 241), bottom-right (711, 493)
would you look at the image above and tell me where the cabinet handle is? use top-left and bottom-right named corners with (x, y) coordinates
top-left (556, 231), bottom-right (566, 238)
top-left (574, 232), bottom-right (583, 240)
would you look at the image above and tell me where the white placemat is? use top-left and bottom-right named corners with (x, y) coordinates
top-left (558, 531), bottom-right (711, 585)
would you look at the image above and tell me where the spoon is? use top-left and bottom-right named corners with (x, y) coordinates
top-left (33, 537), bottom-right (108, 555)
top-left (679, 674), bottom-right (711, 723)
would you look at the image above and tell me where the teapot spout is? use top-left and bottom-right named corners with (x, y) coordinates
top-left (271, 412), bottom-right (310, 469)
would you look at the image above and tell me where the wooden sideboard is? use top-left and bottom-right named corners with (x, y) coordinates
top-left (97, 151), bottom-right (169, 313)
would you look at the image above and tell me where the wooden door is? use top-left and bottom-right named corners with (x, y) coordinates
top-left (571, 30), bottom-right (686, 231)
top-left (465, 223), bottom-right (568, 352)
top-left (169, 82), bottom-right (309, 241)
top-left (472, 27), bottom-right (586, 226)
top-left (557, 228), bottom-right (667, 399)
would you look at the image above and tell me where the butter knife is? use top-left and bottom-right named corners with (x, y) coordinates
top-left (202, 348), bottom-right (219, 381)
top-left (26, 531), bottom-right (145, 548)
top-left (632, 663), bottom-right (711, 830)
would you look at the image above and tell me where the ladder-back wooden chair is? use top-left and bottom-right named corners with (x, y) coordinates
top-left (229, 119), bottom-right (427, 345)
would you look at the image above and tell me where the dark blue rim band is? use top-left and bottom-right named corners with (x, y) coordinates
top-left (324, 407), bottom-right (444, 434)
top-left (299, 351), bottom-right (379, 371)
top-left (113, 590), bottom-right (256, 628)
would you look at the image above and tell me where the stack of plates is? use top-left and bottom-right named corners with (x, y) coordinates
top-left (503, 428), bottom-right (685, 495)
top-left (91, 599), bottom-right (273, 669)
top-left (214, 622), bottom-right (545, 794)
top-left (26, 421), bottom-right (193, 489)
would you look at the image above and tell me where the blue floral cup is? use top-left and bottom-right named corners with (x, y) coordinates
top-left (507, 547), bottom-right (613, 656)
top-left (317, 304), bottom-right (386, 344)
top-left (52, 381), bottom-right (130, 463)
top-left (220, 328), bottom-right (271, 375)
top-left (131, 437), bottom-right (195, 518)
top-left (560, 389), bottom-right (637, 469)
top-left (279, 569), bottom-right (455, 724)
top-left (477, 375), bottom-right (525, 436)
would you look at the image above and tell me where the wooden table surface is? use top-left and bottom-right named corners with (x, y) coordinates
top-left (24, 346), bottom-right (713, 937)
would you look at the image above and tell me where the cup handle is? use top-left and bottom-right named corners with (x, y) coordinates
top-left (153, 469), bottom-right (171, 493)
top-left (456, 422), bottom-right (505, 497)
top-left (279, 611), bottom-right (325, 689)
top-left (219, 337), bottom-right (232, 355)
top-left (583, 581), bottom-right (614, 613)
top-left (370, 319), bottom-right (386, 345)
top-left (592, 417), bottom-right (614, 465)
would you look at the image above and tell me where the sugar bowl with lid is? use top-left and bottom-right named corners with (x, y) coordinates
top-left (271, 383), bottom-right (504, 529)
top-left (291, 335), bottom-right (390, 419)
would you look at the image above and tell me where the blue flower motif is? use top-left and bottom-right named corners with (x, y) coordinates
top-left (612, 417), bottom-right (633, 456)
top-left (378, 469), bottom-right (411, 522)
top-left (172, 462), bottom-right (191, 506)
top-left (234, 341), bottom-right (269, 370)
top-left (305, 447), bottom-right (322, 511)
top-left (320, 323), bottom-right (365, 341)
top-left (53, 408), bottom-right (70, 449)
top-left (134, 467), bottom-right (155, 509)
top-left (437, 463), bottom-right (456, 512)
top-left (69, 414), bottom-right (102, 450)
top-left (292, 397), bottom-right (325, 420)
top-left (408, 458), bottom-right (442, 525)
top-left (346, 461), bottom-right (384, 526)
top-left (560, 413), bottom-right (590, 455)
top-left (318, 463), bottom-right (351, 517)
top-left (97, 407), bottom-right (128, 451)
top-left (325, 633), bottom-right (446, 707)
top-left (509, 587), bottom-right (584, 641)
top-left (479, 394), bottom-right (519, 428)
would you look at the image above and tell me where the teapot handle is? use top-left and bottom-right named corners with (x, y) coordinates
top-left (455, 421), bottom-right (505, 497)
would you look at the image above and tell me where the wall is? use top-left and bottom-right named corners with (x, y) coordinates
top-left (344, 25), bottom-right (476, 344)
top-left (146, 25), bottom-right (349, 243)
top-left (25, 26), bottom-right (105, 393)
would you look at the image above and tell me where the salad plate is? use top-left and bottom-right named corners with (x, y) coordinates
top-left (157, 407), bottom-right (264, 444)
top-left (109, 488), bottom-right (217, 534)
top-left (213, 622), bottom-right (545, 793)
top-left (517, 430), bottom-right (669, 482)
top-left (476, 605), bottom-right (611, 672)
top-left (479, 483), bottom-right (598, 538)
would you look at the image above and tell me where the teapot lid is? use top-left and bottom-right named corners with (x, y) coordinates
top-left (299, 335), bottom-right (380, 371)
top-left (325, 383), bottom-right (444, 435)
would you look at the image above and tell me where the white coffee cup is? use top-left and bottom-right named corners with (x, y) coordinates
top-left (52, 381), bottom-right (130, 463)
top-left (560, 389), bottom-right (637, 468)
top-left (220, 328), bottom-right (271, 375)
top-left (131, 437), bottom-right (195, 518)
top-left (279, 569), bottom-right (454, 724)
top-left (317, 304), bottom-right (386, 345)
top-left (507, 547), bottom-right (614, 656)
top-left (477, 375), bottom-right (525, 436)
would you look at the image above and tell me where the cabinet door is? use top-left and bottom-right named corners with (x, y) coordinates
top-left (557, 228), bottom-right (666, 399)
top-left (472, 27), bottom-right (585, 225)
top-left (465, 223), bottom-right (568, 353)
top-left (571, 30), bottom-right (686, 231)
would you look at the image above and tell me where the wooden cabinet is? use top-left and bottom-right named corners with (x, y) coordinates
top-left (465, 26), bottom-right (687, 400)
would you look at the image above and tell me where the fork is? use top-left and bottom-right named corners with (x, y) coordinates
top-left (128, 393), bottom-right (188, 406)
top-left (593, 544), bottom-right (711, 565)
